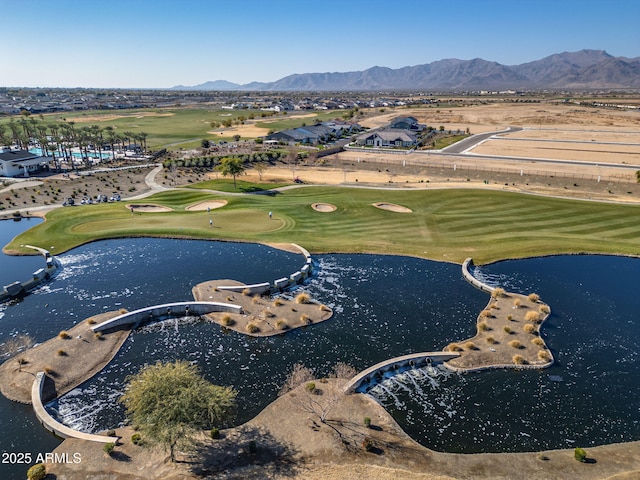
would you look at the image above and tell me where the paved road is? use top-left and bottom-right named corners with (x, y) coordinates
top-left (439, 126), bottom-right (522, 154)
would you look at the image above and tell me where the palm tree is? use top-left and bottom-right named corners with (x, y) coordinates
top-left (138, 131), bottom-right (148, 152)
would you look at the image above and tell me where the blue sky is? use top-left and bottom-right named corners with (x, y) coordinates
top-left (2, 0), bottom-right (639, 88)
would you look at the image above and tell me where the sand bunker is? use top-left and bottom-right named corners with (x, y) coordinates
top-left (372, 202), bottom-right (412, 213)
top-left (127, 204), bottom-right (173, 213)
top-left (312, 203), bottom-right (337, 212)
top-left (186, 200), bottom-right (228, 211)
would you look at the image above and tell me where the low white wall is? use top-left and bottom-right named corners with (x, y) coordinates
top-left (461, 258), bottom-right (495, 293)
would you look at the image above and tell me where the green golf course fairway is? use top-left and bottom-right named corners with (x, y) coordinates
top-left (6, 186), bottom-right (640, 265)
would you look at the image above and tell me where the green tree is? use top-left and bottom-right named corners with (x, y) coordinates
top-left (119, 360), bottom-right (236, 462)
top-left (216, 157), bottom-right (245, 189)
top-left (232, 134), bottom-right (241, 142)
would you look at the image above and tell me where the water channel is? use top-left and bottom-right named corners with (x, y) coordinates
top-left (1, 219), bottom-right (639, 479)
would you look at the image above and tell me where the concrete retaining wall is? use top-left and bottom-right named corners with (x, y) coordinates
top-left (343, 352), bottom-right (460, 394)
top-left (91, 301), bottom-right (242, 333)
top-left (462, 258), bottom-right (495, 293)
top-left (217, 282), bottom-right (271, 295)
top-left (32, 372), bottom-right (120, 444)
top-left (0, 245), bottom-right (60, 303)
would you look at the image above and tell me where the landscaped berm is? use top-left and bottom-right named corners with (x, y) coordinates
top-left (445, 289), bottom-right (553, 371)
top-left (192, 280), bottom-right (333, 336)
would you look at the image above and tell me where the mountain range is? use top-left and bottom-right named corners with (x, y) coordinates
top-left (171, 50), bottom-right (640, 92)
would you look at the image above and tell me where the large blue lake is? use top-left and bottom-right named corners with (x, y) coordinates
top-left (1, 219), bottom-right (639, 478)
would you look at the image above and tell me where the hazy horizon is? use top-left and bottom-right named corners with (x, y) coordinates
top-left (3, 0), bottom-right (639, 89)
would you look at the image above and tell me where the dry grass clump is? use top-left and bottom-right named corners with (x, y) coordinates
top-left (478, 321), bottom-right (490, 332)
top-left (58, 331), bottom-right (71, 340)
top-left (489, 302), bottom-right (499, 310)
top-left (43, 366), bottom-right (56, 375)
top-left (539, 304), bottom-right (550, 314)
top-left (491, 287), bottom-right (506, 298)
top-left (532, 337), bottom-right (545, 347)
top-left (246, 323), bottom-right (259, 333)
top-left (221, 314), bottom-right (234, 326)
top-left (295, 292), bottom-right (311, 304)
top-left (486, 336), bottom-right (497, 344)
top-left (537, 350), bottom-right (552, 361)
top-left (118, 308), bottom-right (128, 314)
top-left (56, 349), bottom-right (67, 356)
top-left (273, 297), bottom-right (285, 307)
top-left (503, 326), bottom-right (513, 334)
top-left (300, 314), bottom-right (311, 324)
top-left (225, 296), bottom-right (233, 302)
top-left (528, 293), bottom-right (540, 302)
top-left (480, 309), bottom-right (492, 318)
top-left (513, 355), bottom-right (526, 365)
top-left (319, 304), bottom-right (331, 312)
top-left (251, 295), bottom-right (261, 305)
top-left (242, 288), bottom-right (251, 296)
top-left (464, 341), bottom-right (477, 350)
top-left (508, 340), bottom-right (523, 349)
top-left (507, 314), bottom-right (514, 321)
top-left (513, 298), bottom-right (521, 308)
top-left (275, 320), bottom-right (288, 330)
top-left (87, 318), bottom-right (96, 325)
top-left (523, 323), bottom-right (536, 334)
top-left (94, 331), bottom-right (104, 340)
top-left (525, 311), bottom-right (540, 323)
top-left (263, 309), bottom-right (275, 318)
top-left (446, 343), bottom-right (463, 352)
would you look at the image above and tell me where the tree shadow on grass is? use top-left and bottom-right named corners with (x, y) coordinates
top-left (187, 425), bottom-right (301, 478)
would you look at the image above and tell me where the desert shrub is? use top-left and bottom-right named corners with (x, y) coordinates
top-left (532, 337), bottom-right (545, 347)
top-left (246, 323), bottom-right (259, 333)
top-left (528, 293), bottom-right (540, 302)
top-left (273, 298), bottom-right (284, 306)
top-left (513, 355), bottom-right (526, 365)
top-left (103, 442), bottom-right (115, 456)
top-left (362, 437), bottom-right (375, 452)
top-left (57, 349), bottom-right (67, 356)
top-left (94, 331), bottom-right (104, 340)
top-left (305, 382), bottom-right (316, 393)
top-left (26, 463), bottom-right (46, 480)
top-left (513, 298), bottom-right (521, 308)
top-left (525, 311), bottom-right (540, 323)
top-left (251, 295), bottom-right (261, 304)
top-left (221, 314), bottom-right (234, 326)
top-left (364, 417), bottom-right (372, 428)
top-left (87, 318), bottom-right (96, 325)
top-left (508, 340), bottom-right (523, 349)
top-left (478, 321), bottom-right (490, 331)
top-left (43, 366), bottom-right (55, 375)
top-left (491, 287), bottom-right (506, 298)
top-left (300, 314), bottom-right (311, 324)
top-left (507, 314), bottom-right (514, 321)
top-left (538, 350), bottom-right (552, 361)
top-left (263, 309), bottom-right (275, 318)
top-left (58, 330), bottom-right (71, 339)
top-left (295, 292), bottom-right (311, 304)
top-left (464, 341), bottom-right (477, 350)
top-left (523, 323), bottom-right (536, 334)
top-left (119, 308), bottom-right (128, 314)
top-left (319, 304), bottom-right (331, 312)
top-left (131, 433), bottom-right (143, 445)
top-left (489, 302), bottom-right (498, 309)
top-left (539, 304), bottom-right (550, 314)
top-left (242, 288), bottom-right (251, 296)
top-left (479, 309), bottom-right (492, 318)
top-left (446, 343), bottom-right (462, 352)
top-left (503, 326), bottom-right (513, 334)
top-left (275, 320), bottom-right (288, 330)
top-left (210, 428), bottom-right (220, 440)
top-left (486, 336), bottom-right (497, 344)
top-left (574, 447), bottom-right (587, 462)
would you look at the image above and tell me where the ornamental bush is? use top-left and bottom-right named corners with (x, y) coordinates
top-left (574, 447), bottom-right (587, 462)
top-left (27, 463), bottom-right (46, 480)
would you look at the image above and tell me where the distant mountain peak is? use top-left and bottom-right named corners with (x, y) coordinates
top-left (171, 50), bottom-right (639, 91)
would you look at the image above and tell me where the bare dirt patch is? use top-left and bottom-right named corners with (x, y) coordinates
top-left (127, 203), bottom-right (173, 213)
top-left (185, 200), bottom-right (228, 211)
top-left (66, 112), bottom-right (175, 123)
top-left (311, 202), bottom-right (337, 212)
top-left (373, 202), bottom-right (412, 213)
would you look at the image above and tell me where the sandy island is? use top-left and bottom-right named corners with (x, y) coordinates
top-left (311, 202), bottom-right (337, 212)
top-left (192, 279), bottom-right (333, 336)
